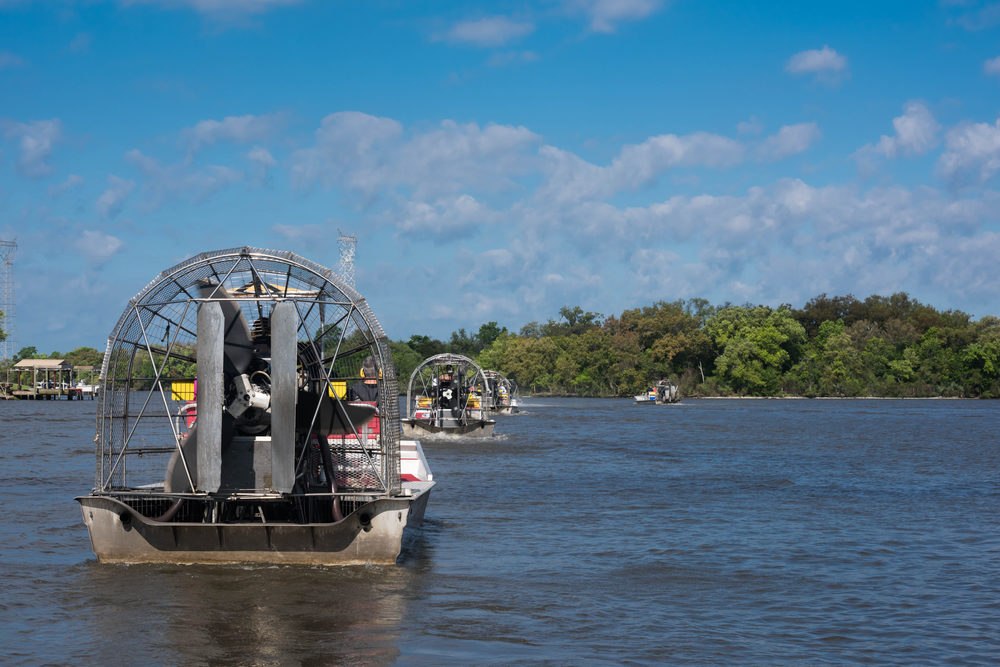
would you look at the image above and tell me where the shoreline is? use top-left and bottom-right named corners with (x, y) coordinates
top-left (519, 393), bottom-right (976, 400)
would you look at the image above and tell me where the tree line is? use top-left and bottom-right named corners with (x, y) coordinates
top-left (390, 293), bottom-right (1000, 398)
top-left (5, 292), bottom-right (1000, 398)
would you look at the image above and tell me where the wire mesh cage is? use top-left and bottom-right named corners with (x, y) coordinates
top-left (93, 247), bottom-right (401, 507)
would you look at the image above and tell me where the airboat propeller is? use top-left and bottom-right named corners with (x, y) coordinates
top-left (77, 247), bottom-right (434, 565)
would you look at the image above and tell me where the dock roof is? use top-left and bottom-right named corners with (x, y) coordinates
top-left (13, 359), bottom-right (73, 370)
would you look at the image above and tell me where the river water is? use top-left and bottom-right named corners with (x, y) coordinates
top-left (1, 397), bottom-right (997, 664)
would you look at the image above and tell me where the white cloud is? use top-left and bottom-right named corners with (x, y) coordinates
top-left (47, 174), bottom-right (84, 197)
top-left (125, 149), bottom-right (243, 207)
top-left (273, 222), bottom-right (326, 242)
top-left (96, 174), bottom-right (136, 218)
top-left (785, 46), bottom-right (848, 84)
top-left (938, 117), bottom-right (1000, 185)
top-left (536, 130), bottom-right (745, 203)
top-left (397, 194), bottom-right (501, 239)
top-left (756, 122), bottom-right (821, 161)
top-left (863, 101), bottom-right (941, 159)
top-left (77, 230), bottom-right (124, 266)
top-left (564, 0), bottom-right (664, 33)
top-left (985, 55), bottom-right (1000, 78)
top-left (290, 112), bottom-right (540, 199)
top-left (952, 1), bottom-right (1000, 30)
top-left (121, 0), bottom-right (305, 19)
top-left (181, 113), bottom-right (284, 153)
top-left (486, 50), bottom-right (540, 68)
top-left (737, 117), bottom-right (763, 136)
top-left (3, 119), bottom-right (62, 178)
top-left (0, 51), bottom-right (24, 69)
top-left (289, 111), bottom-right (403, 193)
top-left (443, 16), bottom-right (535, 47)
top-left (247, 145), bottom-right (276, 185)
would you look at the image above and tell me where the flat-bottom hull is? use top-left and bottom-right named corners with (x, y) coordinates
top-left (401, 418), bottom-right (495, 438)
top-left (77, 486), bottom-right (432, 566)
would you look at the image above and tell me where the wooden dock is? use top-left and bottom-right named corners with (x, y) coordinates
top-left (2, 359), bottom-right (99, 400)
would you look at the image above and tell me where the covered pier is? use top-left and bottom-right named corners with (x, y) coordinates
top-left (2, 360), bottom-right (99, 400)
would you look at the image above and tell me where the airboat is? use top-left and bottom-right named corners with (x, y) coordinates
top-left (401, 353), bottom-right (496, 437)
top-left (76, 247), bottom-right (434, 565)
top-left (634, 379), bottom-right (680, 404)
top-left (483, 369), bottom-right (519, 414)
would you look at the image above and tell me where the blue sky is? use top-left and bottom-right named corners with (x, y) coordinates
top-left (2, 0), bottom-right (1000, 355)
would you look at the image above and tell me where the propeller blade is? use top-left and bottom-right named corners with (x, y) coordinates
top-left (164, 424), bottom-right (198, 493)
top-left (269, 300), bottom-right (297, 493)
top-left (198, 280), bottom-right (253, 375)
top-left (164, 415), bottom-right (236, 493)
top-left (195, 299), bottom-right (224, 492)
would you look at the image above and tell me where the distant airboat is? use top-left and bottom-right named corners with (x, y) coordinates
top-left (401, 353), bottom-right (496, 437)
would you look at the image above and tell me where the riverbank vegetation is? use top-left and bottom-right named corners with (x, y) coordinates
top-left (391, 293), bottom-right (1000, 399)
top-left (5, 292), bottom-right (998, 398)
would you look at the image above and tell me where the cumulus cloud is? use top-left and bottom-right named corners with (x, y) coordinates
top-left (396, 194), bottom-right (501, 239)
top-left (938, 116), bottom-right (1000, 185)
top-left (290, 112), bottom-right (541, 199)
top-left (486, 50), bottom-right (540, 68)
top-left (860, 101), bottom-right (941, 159)
top-left (78, 229), bottom-right (124, 266)
top-left (125, 149), bottom-right (243, 207)
top-left (273, 222), bottom-right (326, 243)
top-left (952, 1), bottom-right (1000, 30)
top-left (181, 113), bottom-right (284, 153)
top-left (247, 145), bottom-right (276, 185)
top-left (3, 118), bottom-right (62, 178)
top-left (564, 0), bottom-right (664, 33)
top-left (785, 46), bottom-right (848, 84)
top-left (0, 51), bottom-right (24, 69)
top-left (536, 130), bottom-right (746, 204)
top-left (985, 55), bottom-right (1000, 78)
top-left (96, 174), bottom-right (136, 218)
top-left (442, 16), bottom-right (535, 47)
top-left (47, 174), bottom-right (84, 197)
top-left (121, 0), bottom-right (305, 20)
top-left (517, 174), bottom-right (1000, 311)
top-left (756, 123), bottom-right (821, 161)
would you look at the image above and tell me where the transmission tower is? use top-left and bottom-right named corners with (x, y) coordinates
top-left (337, 230), bottom-right (357, 288)
top-left (0, 240), bottom-right (16, 362)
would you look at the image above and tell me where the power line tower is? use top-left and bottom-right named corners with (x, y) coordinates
top-left (337, 229), bottom-right (357, 289)
top-left (0, 240), bottom-right (16, 362)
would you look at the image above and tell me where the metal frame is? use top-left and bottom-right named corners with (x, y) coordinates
top-left (92, 247), bottom-right (401, 507)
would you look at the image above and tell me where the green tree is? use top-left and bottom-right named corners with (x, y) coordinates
top-left (706, 305), bottom-right (806, 394)
top-left (65, 346), bottom-right (104, 367)
top-left (389, 340), bottom-right (423, 388)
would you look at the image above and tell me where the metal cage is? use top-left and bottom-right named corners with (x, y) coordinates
top-left (92, 247), bottom-right (401, 507)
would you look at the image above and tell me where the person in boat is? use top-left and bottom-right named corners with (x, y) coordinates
top-left (347, 356), bottom-right (379, 405)
top-left (433, 365), bottom-right (459, 410)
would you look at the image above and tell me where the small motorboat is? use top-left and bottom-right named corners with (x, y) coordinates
top-left (635, 379), bottom-right (680, 404)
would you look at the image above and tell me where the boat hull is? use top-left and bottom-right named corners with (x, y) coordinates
top-left (400, 418), bottom-right (495, 438)
top-left (77, 486), bottom-right (432, 566)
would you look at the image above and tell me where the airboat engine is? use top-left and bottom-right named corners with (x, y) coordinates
top-left (77, 247), bottom-right (434, 565)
